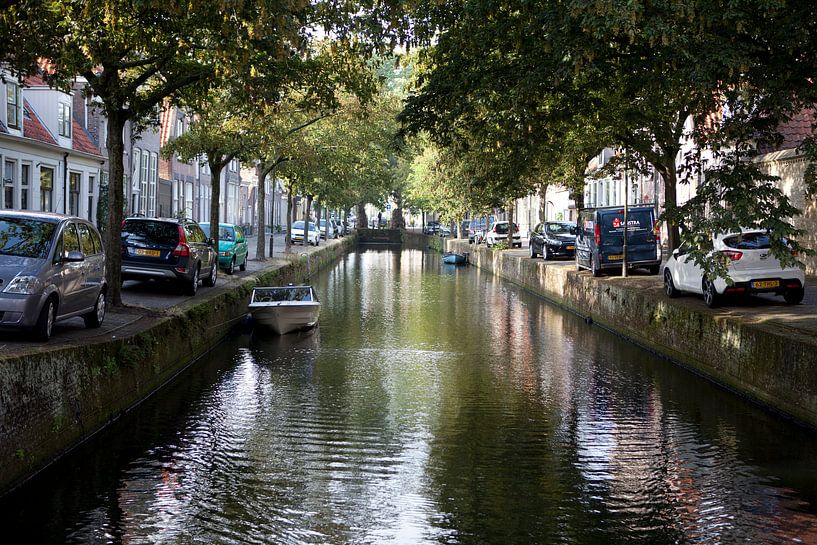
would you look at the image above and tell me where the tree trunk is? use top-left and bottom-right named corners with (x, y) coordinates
top-left (662, 156), bottom-right (680, 251)
top-left (538, 182), bottom-right (549, 222)
top-left (285, 191), bottom-right (293, 250)
top-left (356, 203), bottom-right (367, 230)
top-left (507, 200), bottom-right (515, 249)
top-left (305, 195), bottom-right (313, 245)
top-left (209, 159), bottom-right (224, 255)
top-left (256, 161), bottom-right (270, 261)
top-left (324, 205), bottom-right (330, 240)
top-left (104, 111), bottom-right (127, 306)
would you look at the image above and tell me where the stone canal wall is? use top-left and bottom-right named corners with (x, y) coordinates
top-left (446, 238), bottom-right (817, 428)
top-left (0, 237), bottom-right (355, 495)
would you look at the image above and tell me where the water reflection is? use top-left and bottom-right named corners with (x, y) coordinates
top-left (2, 248), bottom-right (817, 544)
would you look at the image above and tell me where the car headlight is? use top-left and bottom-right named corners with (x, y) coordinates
top-left (4, 275), bottom-right (44, 295)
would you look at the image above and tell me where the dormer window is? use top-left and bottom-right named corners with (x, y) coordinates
top-left (6, 82), bottom-right (21, 129)
top-left (58, 102), bottom-right (71, 137)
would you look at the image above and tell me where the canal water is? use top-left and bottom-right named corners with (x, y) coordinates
top-left (4, 247), bottom-right (817, 544)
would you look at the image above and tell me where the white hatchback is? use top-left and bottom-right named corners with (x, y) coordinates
top-left (485, 221), bottom-right (522, 248)
top-left (663, 230), bottom-right (805, 308)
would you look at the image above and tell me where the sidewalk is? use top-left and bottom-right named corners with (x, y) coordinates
top-left (0, 233), bottom-right (347, 355)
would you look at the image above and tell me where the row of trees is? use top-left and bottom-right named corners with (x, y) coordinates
top-left (1, 0), bottom-right (411, 305)
top-left (398, 0), bottom-right (817, 272)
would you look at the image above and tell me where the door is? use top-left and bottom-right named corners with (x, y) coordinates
top-left (576, 213), bottom-right (593, 267)
top-left (673, 245), bottom-right (702, 292)
top-left (54, 222), bottom-right (85, 315)
top-left (234, 227), bottom-right (248, 263)
top-left (186, 223), bottom-right (212, 272)
top-left (76, 222), bottom-right (102, 309)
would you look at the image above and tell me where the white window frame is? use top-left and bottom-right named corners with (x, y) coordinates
top-left (3, 159), bottom-right (16, 209)
top-left (58, 102), bottom-right (72, 138)
top-left (6, 81), bottom-right (21, 129)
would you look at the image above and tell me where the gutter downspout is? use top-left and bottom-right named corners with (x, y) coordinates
top-left (63, 152), bottom-right (69, 214)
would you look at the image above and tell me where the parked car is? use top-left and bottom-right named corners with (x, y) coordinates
top-left (423, 221), bottom-right (440, 235)
top-left (291, 220), bottom-right (320, 246)
top-left (121, 217), bottom-right (217, 296)
top-left (438, 224), bottom-right (452, 237)
top-left (347, 216), bottom-right (357, 230)
top-left (199, 222), bottom-right (248, 275)
top-left (469, 218), bottom-right (489, 244)
top-left (575, 206), bottom-right (661, 276)
top-left (319, 218), bottom-right (339, 239)
top-left (529, 221), bottom-right (578, 260)
top-left (663, 230), bottom-right (805, 308)
top-left (485, 221), bottom-right (522, 248)
top-left (0, 211), bottom-right (107, 341)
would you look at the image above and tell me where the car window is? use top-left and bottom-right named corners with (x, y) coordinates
top-left (293, 221), bottom-right (304, 229)
top-left (581, 215), bottom-right (594, 236)
top-left (62, 223), bottom-right (80, 255)
top-left (90, 226), bottom-right (103, 254)
top-left (0, 218), bottom-right (57, 259)
top-left (235, 227), bottom-right (244, 241)
top-left (723, 232), bottom-right (771, 250)
top-left (122, 220), bottom-right (179, 246)
top-left (547, 223), bottom-right (577, 235)
top-left (77, 222), bottom-right (96, 255)
top-left (496, 223), bottom-right (509, 234)
top-left (191, 224), bottom-right (206, 243)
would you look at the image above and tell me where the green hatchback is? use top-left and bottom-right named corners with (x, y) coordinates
top-left (200, 223), bottom-right (249, 275)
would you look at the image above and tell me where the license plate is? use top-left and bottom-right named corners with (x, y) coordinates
top-left (566, 246), bottom-right (575, 250)
top-left (607, 254), bottom-right (623, 261)
top-left (136, 248), bottom-right (160, 257)
top-left (752, 280), bottom-right (780, 289)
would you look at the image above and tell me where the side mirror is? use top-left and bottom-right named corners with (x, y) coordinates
top-left (63, 250), bottom-right (85, 263)
top-left (672, 248), bottom-right (680, 256)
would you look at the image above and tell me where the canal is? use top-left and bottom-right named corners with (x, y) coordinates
top-left (4, 247), bottom-right (817, 544)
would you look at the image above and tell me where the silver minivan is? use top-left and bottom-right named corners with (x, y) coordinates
top-left (0, 211), bottom-right (107, 341)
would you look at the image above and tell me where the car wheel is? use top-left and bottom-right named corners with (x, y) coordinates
top-left (34, 297), bottom-right (56, 341)
top-left (784, 288), bottom-right (805, 305)
top-left (184, 265), bottom-right (200, 296)
top-left (664, 270), bottom-right (678, 298)
top-left (542, 244), bottom-right (549, 261)
top-left (591, 257), bottom-right (601, 277)
top-left (239, 255), bottom-right (247, 272)
top-left (703, 278), bottom-right (718, 308)
top-left (83, 290), bottom-right (106, 328)
top-left (529, 243), bottom-right (537, 259)
top-left (203, 262), bottom-right (218, 287)
top-left (227, 257), bottom-right (236, 275)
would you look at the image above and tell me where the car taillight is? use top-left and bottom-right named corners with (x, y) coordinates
top-left (654, 222), bottom-right (660, 242)
top-left (594, 224), bottom-right (600, 246)
top-left (791, 249), bottom-right (799, 257)
top-left (720, 250), bottom-right (743, 261)
top-left (173, 225), bottom-right (190, 257)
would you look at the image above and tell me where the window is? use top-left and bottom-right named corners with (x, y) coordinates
top-left (58, 102), bottom-right (71, 138)
top-left (6, 81), bottom-right (21, 129)
top-left (132, 148), bottom-right (141, 189)
top-left (40, 166), bottom-right (53, 211)
top-left (69, 172), bottom-right (81, 216)
top-left (140, 150), bottom-right (149, 214)
top-left (20, 163), bottom-right (29, 210)
top-left (185, 181), bottom-right (193, 219)
top-left (3, 160), bottom-right (14, 209)
top-left (77, 222), bottom-right (95, 255)
top-left (58, 222), bottom-right (80, 261)
top-left (149, 153), bottom-right (157, 217)
top-left (87, 175), bottom-right (95, 221)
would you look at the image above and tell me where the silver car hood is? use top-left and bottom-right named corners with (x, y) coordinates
top-left (0, 256), bottom-right (43, 287)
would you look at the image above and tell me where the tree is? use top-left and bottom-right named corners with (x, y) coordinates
top-left (401, 0), bottom-right (817, 271)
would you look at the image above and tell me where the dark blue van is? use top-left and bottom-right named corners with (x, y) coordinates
top-left (575, 206), bottom-right (662, 276)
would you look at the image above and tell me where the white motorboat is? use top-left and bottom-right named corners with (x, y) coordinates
top-left (248, 285), bottom-right (321, 335)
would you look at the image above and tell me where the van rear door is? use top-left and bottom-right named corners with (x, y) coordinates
top-left (599, 209), bottom-right (657, 263)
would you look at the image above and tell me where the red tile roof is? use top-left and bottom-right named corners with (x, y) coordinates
top-left (758, 108), bottom-right (816, 154)
top-left (23, 100), bottom-right (57, 145)
top-left (72, 116), bottom-right (102, 156)
top-left (22, 74), bottom-right (49, 87)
